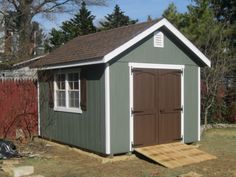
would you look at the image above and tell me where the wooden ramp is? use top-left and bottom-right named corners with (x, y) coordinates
top-left (135, 142), bottom-right (217, 168)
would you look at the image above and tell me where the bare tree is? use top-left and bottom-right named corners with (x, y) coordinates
top-left (0, 0), bottom-right (105, 61)
top-left (201, 23), bottom-right (232, 126)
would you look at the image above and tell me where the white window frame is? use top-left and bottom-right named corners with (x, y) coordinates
top-left (54, 70), bottom-right (82, 114)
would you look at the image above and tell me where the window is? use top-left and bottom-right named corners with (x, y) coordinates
top-left (54, 72), bottom-right (82, 113)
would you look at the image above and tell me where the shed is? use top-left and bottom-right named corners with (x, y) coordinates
top-left (33, 18), bottom-right (211, 155)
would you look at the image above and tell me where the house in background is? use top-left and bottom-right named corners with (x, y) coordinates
top-left (33, 18), bottom-right (211, 156)
top-left (0, 13), bottom-right (44, 63)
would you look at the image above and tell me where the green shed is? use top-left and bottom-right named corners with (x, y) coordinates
top-left (34, 18), bottom-right (211, 155)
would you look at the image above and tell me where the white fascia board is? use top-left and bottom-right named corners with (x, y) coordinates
top-left (163, 19), bottom-right (211, 67)
top-left (38, 60), bottom-right (104, 70)
top-left (103, 18), bottom-right (211, 67)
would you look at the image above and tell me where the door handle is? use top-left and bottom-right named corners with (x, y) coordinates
top-left (160, 109), bottom-right (165, 113)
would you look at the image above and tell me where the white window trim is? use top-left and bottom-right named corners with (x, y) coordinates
top-left (54, 71), bottom-right (82, 114)
top-left (128, 63), bottom-right (185, 151)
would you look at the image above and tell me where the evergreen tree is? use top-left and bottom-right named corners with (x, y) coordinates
top-left (163, 0), bottom-right (233, 125)
top-left (99, 5), bottom-right (138, 30)
top-left (47, 1), bottom-right (96, 51)
top-left (71, 1), bottom-right (96, 35)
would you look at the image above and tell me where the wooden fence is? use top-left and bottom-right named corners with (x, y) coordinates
top-left (0, 79), bottom-right (38, 139)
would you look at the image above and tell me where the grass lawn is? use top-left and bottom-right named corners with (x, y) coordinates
top-left (1, 128), bottom-right (236, 177)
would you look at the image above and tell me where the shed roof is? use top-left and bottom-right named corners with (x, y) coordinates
top-left (33, 18), bottom-right (211, 69)
top-left (33, 20), bottom-right (157, 68)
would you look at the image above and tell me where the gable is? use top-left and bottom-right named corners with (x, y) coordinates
top-left (104, 18), bottom-right (210, 67)
top-left (109, 28), bottom-right (199, 66)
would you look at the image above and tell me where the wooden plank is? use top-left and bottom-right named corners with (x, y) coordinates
top-left (135, 142), bottom-right (217, 168)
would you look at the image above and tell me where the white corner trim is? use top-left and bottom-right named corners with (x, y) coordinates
top-left (37, 80), bottom-right (41, 136)
top-left (129, 65), bottom-right (134, 151)
top-left (104, 18), bottom-right (211, 67)
top-left (198, 67), bottom-right (201, 141)
top-left (105, 63), bottom-right (111, 154)
top-left (128, 62), bottom-right (185, 150)
top-left (181, 67), bottom-right (185, 142)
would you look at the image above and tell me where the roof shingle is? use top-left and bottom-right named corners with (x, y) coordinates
top-left (33, 20), bottom-right (158, 68)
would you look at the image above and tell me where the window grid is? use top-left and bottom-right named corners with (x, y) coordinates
top-left (54, 72), bottom-right (81, 112)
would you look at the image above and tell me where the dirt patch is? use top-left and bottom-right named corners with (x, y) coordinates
top-left (0, 128), bottom-right (235, 177)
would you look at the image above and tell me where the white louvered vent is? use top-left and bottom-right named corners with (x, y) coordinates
top-left (154, 31), bottom-right (164, 48)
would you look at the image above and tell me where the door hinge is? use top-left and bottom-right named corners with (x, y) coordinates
top-left (131, 108), bottom-right (144, 114)
top-left (174, 106), bottom-right (183, 111)
top-left (132, 143), bottom-right (143, 147)
top-left (177, 70), bottom-right (183, 74)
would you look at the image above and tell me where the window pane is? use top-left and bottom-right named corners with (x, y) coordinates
top-left (56, 74), bottom-right (65, 90)
top-left (68, 73), bottom-right (79, 81)
top-left (68, 81), bottom-right (73, 90)
top-left (68, 73), bottom-right (79, 90)
top-left (69, 91), bottom-right (79, 108)
top-left (74, 81), bottom-right (79, 89)
top-left (57, 91), bottom-right (65, 107)
top-left (56, 74), bottom-right (65, 81)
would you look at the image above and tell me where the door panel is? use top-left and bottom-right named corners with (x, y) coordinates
top-left (134, 114), bottom-right (156, 146)
top-left (133, 70), bottom-right (157, 147)
top-left (158, 70), bottom-right (181, 144)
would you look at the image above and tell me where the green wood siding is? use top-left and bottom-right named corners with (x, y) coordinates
top-left (39, 64), bottom-right (106, 154)
top-left (109, 29), bottom-right (199, 154)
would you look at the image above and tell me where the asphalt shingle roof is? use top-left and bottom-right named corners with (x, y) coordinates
top-left (33, 20), bottom-right (158, 68)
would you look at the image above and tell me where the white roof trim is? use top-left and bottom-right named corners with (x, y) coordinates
top-left (39, 59), bottom-right (103, 70)
top-left (103, 18), bottom-right (211, 67)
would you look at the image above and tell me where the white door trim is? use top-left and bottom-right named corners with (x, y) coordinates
top-left (128, 63), bottom-right (185, 151)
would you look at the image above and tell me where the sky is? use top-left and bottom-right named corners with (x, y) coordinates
top-left (35, 0), bottom-right (192, 34)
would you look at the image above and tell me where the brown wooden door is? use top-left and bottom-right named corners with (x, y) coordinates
top-left (133, 69), bottom-right (181, 147)
top-left (133, 69), bottom-right (157, 147)
top-left (158, 70), bottom-right (181, 144)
